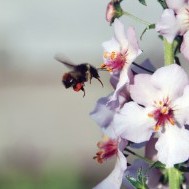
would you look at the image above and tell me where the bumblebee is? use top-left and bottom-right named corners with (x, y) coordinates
top-left (55, 56), bottom-right (103, 97)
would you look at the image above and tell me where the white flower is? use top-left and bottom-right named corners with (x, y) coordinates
top-left (102, 19), bottom-right (141, 106)
top-left (108, 64), bottom-right (189, 167)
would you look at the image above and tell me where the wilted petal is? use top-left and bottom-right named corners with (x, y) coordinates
top-left (181, 31), bottom-right (189, 61)
top-left (156, 125), bottom-right (189, 167)
top-left (93, 150), bottom-right (127, 189)
top-left (130, 74), bottom-right (160, 106)
top-left (151, 64), bottom-right (188, 100)
top-left (109, 102), bottom-right (155, 143)
top-left (156, 9), bottom-right (179, 43)
top-left (166, 0), bottom-right (186, 11)
top-left (90, 95), bottom-right (115, 128)
top-left (174, 85), bottom-right (189, 125)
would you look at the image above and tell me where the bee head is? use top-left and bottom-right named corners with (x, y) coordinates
top-left (62, 73), bottom-right (76, 88)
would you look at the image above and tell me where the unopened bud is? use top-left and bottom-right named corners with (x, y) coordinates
top-left (106, 0), bottom-right (123, 24)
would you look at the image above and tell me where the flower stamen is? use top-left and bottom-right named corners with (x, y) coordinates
top-left (148, 98), bottom-right (175, 131)
top-left (93, 136), bottom-right (118, 164)
top-left (102, 51), bottom-right (126, 72)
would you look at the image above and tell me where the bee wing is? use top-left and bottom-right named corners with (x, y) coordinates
top-left (54, 53), bottom-right (76, 69)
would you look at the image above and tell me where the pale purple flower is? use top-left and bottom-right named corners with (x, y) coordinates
top-left (108, 64), bottom-right (189, 167)
top-left (102, 19), bottom-right (141, 106)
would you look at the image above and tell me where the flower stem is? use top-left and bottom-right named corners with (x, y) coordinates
top-left (123, 11), bottom-right (151, 26)
top-left (124, 148), bottom-right (153, 164)
top-left (167, 168), bottom-right (182, 189)
top-left (163, 38), bottom-right (174, 65)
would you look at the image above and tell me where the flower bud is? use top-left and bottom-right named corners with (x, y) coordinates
top-left (106, 0), bottom-right (123, 24)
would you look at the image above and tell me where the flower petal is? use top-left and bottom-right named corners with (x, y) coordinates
top-left (110, 73), bottom-right (120, 89)
top-left (156, 9), bottom-right (179, 43)
top-left (181, 31), bottom-right (189, 61)
top-left (109, 102), bottom-right (155, 143)
top-left (174, 85), bottom-right (189, 125)
top-left (126, 27), bottom-right (142, 63)
top-left (107, 65), bottom-right (132, 108)
top-left (145, 137), bottom-right (158, 161)
top-left (90, 95), bottom-right (115, 128)
top-left (102, 37), bottom-right (120, 53)
top-left (151, 64), bottom-right (188, 100)
top-left (166, 0), bottom-right (186, 11)
top-left (156, 125), bottom-right (189, 167)
top-left (114, 19), bottom-right (129, 50)
top-left (131, 59), bottom-right (155, 74)
top-left (93, 150), bottom-right (127, 189)
top-left (130, 73), bottom-right (160, 106)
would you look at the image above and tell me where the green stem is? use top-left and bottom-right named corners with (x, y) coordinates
top-left (123, 11), bottom-right (151, 26)
top-left (167, 168), bottom-right (182, 189)
top-left (163, 38), bottom-right (174, 65)
top-left (124, 148), bottom-right (153, 164)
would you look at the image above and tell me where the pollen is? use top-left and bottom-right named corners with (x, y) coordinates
top-left (110, 51), bottom-right (116, 60)
top-left (148, 113), bottom-right (153, 117)
top-left (154, 124), bottom-right (160, 131)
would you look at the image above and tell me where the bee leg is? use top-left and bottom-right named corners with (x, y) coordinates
top-left (96, 77), bottom-right (104, 87)
top-left (90, 76), bottom-right (92, 84)
top-left (81, 86), bottom-right (86, 97)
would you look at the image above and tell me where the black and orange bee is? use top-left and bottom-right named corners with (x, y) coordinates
top-left (55, 56), bottom-right (103, 97)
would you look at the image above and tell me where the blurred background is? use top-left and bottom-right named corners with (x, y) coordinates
top-left (0, 0), bottom-right (187, 188)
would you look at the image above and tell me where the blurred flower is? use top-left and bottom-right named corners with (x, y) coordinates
top-left (93, 136), bottom-right (128, 189)
top-left (107, 64), bottom-right (189, 167)
top-left (106, 0), bottom-right (123, 24)
top-left (156, 0), bottom-right (189, 60)
top-left (102, 19), bottom-right (141, 106)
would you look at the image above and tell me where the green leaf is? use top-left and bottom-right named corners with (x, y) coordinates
top-left (140, 24), bottom-right (155, 40)
top-left (157, 0), bottom-right (168, 9)
top-left (138, 0), bottom-right (147, 6)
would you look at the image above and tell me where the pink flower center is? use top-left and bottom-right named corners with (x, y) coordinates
top-left (101, 51), bottom-right (126, 72)
top-left (148, 97), bottom-right (175, 131)
top-left (93, 136), bottom-right (118, 164)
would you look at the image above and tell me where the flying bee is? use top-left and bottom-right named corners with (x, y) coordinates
top-left (55, 55), bottom-right (103, 97)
